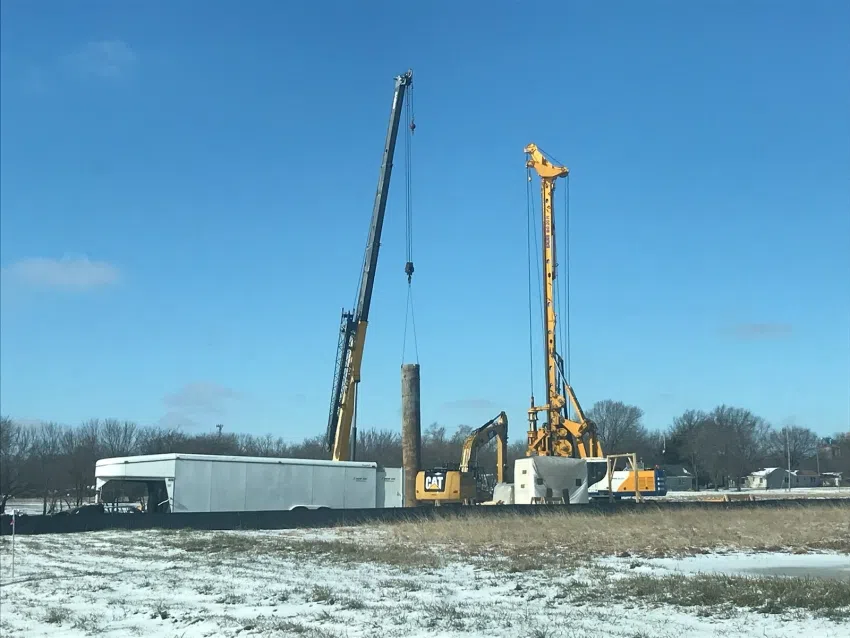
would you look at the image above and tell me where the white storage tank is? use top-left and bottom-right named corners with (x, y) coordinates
top-left (513, 456), bottom-right (589, 504)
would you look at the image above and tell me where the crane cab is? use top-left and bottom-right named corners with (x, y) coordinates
top-left (586, 457), bottom-right (668, 499)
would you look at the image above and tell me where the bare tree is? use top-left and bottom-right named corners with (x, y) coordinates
top-left (0, 417), bottom-right (33, 513)
top-left (421, 423), bottom-right (456, 470)
top-left (708, 405), bottom-right (770, 489)
top-left (34, 422), bottom-right (64, 514)
top-left (356, 430), bottom-right (403, 467)
top-left (285, 435), bottom-right (327, 459)
top-left (824, 432), bottom-right (850, 476)
top-left (62, 420), bottom-right (103, 506)
top-left (666, 409), bottom-right (710, 489)
top-left (586, 400), bottom-right (647, 454)
top-left (136, 426), bottom-right (189, 455)
top-left (767, 424), bottom-right (819, 470)
top-left (101, 419), bottom-right (138, 457)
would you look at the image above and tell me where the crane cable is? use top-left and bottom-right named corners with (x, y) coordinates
top-left (564, 173), bottom-right (571, 386)
top-left (401, 86), bottom-right (419, 365)
top-left (526, 161), bottom-right (545, 404)
top-left (536, 147), bottom-right (571, 388)
top-left (527, 147), bottom-right (572, 420)
top-left (525, 166), bottom-right (537, 402)
top-left (542, 146), bottom-right (572, 418)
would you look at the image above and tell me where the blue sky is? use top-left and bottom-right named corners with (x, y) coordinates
top-left (1, 1), bottom-right (848, 441)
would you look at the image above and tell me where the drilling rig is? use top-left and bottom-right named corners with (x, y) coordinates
top-left (524, 143), bottom-right (603, 461)
top-left (524, 143), bottom-right (666, 500)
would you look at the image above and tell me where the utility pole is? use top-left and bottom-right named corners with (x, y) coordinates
top-left (216, 423), bottom-right (224, 437)
top-left (785, 425), bottom-right (792, 491)
top-left (816, 444), bottom-right (821, 477)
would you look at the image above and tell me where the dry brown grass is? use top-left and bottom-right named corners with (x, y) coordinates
top-left (382, 504), bottom-right (850, 557)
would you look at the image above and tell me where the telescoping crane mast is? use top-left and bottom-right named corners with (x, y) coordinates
top-left (524, 143), bottom-right (603, 460)
top-left (325, 70), bottom-right (414, 462)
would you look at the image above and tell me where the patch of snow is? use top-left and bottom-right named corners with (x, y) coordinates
top-left (0, 529), bottom-right (847, 638)
top-left (647, 486), bottom-right (850, 501)
top-left (601, 551), bottom-right (850, 581)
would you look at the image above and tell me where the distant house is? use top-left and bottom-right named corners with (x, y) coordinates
top-left (746, 467), bottom-right (786, 490)
top-left (793, 470), bottom-right (820, 488)
top-left (821, 472), bottom-right (844, 487)
top-left (659, 465), bottom-right (696, 491)
top-left (747, 468), bottom-right (828, 489)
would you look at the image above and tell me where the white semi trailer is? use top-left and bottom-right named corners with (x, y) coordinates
top-left (95, 453), bottom-right (405, 513)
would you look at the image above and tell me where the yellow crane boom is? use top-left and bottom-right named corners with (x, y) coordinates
top-left (325, 70), bottom-right (414, 462)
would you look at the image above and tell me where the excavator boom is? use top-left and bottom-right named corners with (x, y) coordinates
top-left (459, 411), bottom-right (508, 482)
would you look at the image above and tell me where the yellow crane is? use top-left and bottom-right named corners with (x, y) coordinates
top-left (325, 70), bottom-right (414, 462)
top-left (415, 412), bottom-right (509, 505)
top-left (524, 143), bottom-right (603, 460)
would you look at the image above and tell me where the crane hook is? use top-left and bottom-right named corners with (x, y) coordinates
top-left (409, 118), bottom-right (416, 135)
top-left (405, 261), bottom-right (415, 283)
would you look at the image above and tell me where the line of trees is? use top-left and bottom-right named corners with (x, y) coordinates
top-left (2, 402), bottom-right (848, 513)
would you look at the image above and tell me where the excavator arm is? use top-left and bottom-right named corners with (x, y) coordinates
top-left (459, 412), bottom-right (508, 482)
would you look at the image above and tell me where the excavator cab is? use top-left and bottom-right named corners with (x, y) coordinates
top-left (416, 467), bottom-right (478, 505)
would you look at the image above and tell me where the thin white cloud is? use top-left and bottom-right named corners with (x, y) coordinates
top-left (163, 382), bottom-right (242, 416)
top-left (2, 256), bottom-right (120, 290)
top-left (63, 40), bottom-right (137, 79)
top-left (726, 323), bottom-right (793, 340)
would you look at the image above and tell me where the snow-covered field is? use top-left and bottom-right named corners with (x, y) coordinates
top-left (1, 525), bottom-right (848, 638)
top-left (648, 487), bottom-right (850, 502)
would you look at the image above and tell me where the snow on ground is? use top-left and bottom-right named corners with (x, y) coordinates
top-left (647, 487), bottom-right (850, 501)
top-left (3, 499), bottom-right (59, 516)
top-left (601, 551), bottom-right (850, 581)
top-left (1, 526), bottom-right (847, 638)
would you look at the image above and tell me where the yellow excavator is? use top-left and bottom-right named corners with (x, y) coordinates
top-left (415, 412), bottom-right (508, 505)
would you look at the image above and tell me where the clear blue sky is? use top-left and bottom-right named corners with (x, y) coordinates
top-left (2, 1), bottom-right (848, 441)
